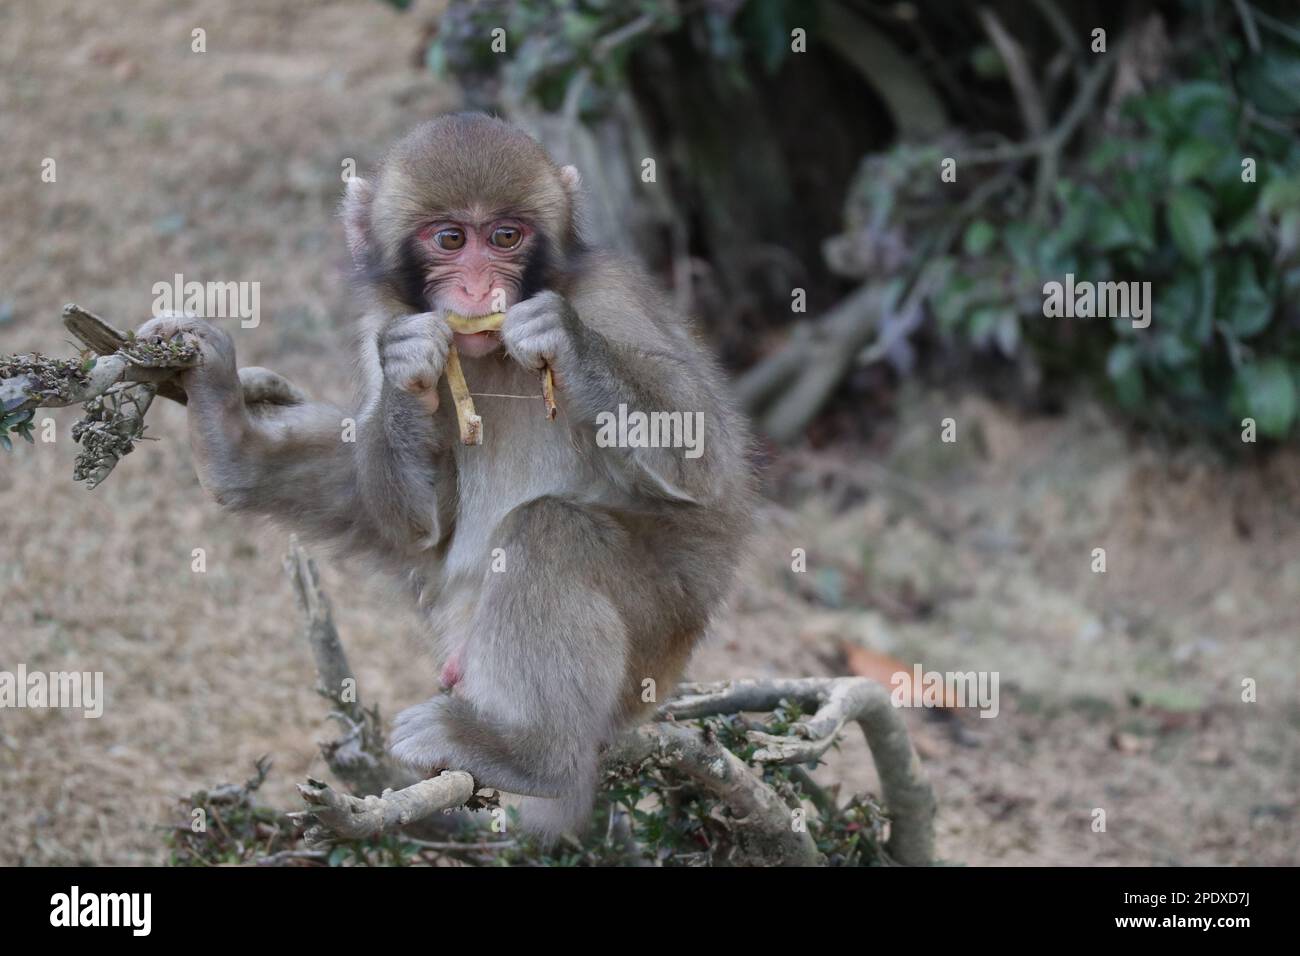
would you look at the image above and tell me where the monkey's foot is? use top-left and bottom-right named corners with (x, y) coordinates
top-left (388, 696), bottom-right (459, 775)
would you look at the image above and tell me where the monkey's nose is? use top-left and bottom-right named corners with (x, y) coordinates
top-left (458, 288), bottom-right (494, 311)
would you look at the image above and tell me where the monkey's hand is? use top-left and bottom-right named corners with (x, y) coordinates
top-left (501, 291), bottom-right (578, 375)
top-left (134, 313), bottom-right (240, 397)
top-left (379, 311), bottom-right (455, 408)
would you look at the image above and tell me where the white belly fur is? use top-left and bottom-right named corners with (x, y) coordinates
top-left (441, 353), bottom-right (593, 587)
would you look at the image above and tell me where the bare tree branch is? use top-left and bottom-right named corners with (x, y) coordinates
top-left (606, 721), bottom-right (822, 866)
top-left (662, 677), bottom-right (937, 866)
top-left (284, 536), bottom-right (419, 799)
top-left (293, 772), bottom-right (477, 848)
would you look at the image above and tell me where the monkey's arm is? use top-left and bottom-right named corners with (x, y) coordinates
top-left (353, 379), bottom-right (456, 551)
top-left (199, 395), bottom-right (372, 545)
top-left (503, 287), bottom-right (746, 506)
top-left (352, 313), bottom-right (458, 550)
top-left (205, 366), bottom-right (459, 555)
top-left (135, 315), bottom-right (379, 548)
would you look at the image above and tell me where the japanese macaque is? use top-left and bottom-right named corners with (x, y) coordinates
top-left (136, 113), bottom-right (753, 839)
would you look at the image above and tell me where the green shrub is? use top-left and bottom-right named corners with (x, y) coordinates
top-left (920, 60), bottom-right (1300, 439)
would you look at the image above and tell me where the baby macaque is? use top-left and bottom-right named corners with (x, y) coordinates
top-left (137, 113), bottom-right (753, 838)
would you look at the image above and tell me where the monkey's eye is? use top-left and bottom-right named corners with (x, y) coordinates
top-left (489, 226), bottom-right (522, 249)
top-left (433, 228), bottom-right (465, 251)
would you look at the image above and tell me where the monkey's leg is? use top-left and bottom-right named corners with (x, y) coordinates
top-left (390, 496), bottom-right (633, 833)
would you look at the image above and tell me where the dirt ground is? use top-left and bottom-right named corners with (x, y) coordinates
top-left (1, 0), bottom-right (1296, 866)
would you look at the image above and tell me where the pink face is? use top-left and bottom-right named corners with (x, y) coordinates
top-left (419, 217), bottom-right (530, 357)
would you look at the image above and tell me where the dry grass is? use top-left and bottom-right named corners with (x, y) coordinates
top-left (1, 0), bottom-right (1296, 866)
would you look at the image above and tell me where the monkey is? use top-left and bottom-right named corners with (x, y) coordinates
top-left (135, 113), bottom-right (754, 839)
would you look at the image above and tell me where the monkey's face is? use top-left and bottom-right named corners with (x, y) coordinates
top-left (416, 213), bottom-right (533, 357)
top-left (346, 115), bottom-right (580, 352)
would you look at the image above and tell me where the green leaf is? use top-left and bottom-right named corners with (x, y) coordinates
top-left (1166, 187), bottom-right (1217, 263)
top-left (1090, 194), bottom-right (1155, 252)
top-left (1001, 221), bottom-right (1035, 266)
top-left (423, 40), bottom-right (446, 78)
top-left (1196, 262), bottom-right (1217, 344)
top-left (962, 219), bottom-right (997, 256)
top-left (933, 276), bottom-right (974, 330)
top-left (1169, 140), bottom-right (1220, 184)
top-left (1235, 360), bottom-right (1297, 438)
top-left (1154, 272), bottom-right (1200, 336)
top-left (1120, 195), bottom-right (1156, 250)
top-left (1239, 55), bottom-right (1300, 118)
top-left (1156, 334), bottom-right (1196, 368)
top-left (1167, 81), bottom-right (1236, 139)
top-left (0, 408), bottom-right (33, 431)
top-left (1220, 257), bottom-right (1272, 339)
top-left (1106, 344), bottom-right (1145, 409)
top-left (1089, 206), bottom-right (1136, 250)
top-left (1085, 139), bottom-right (1129, 176)
top-left (0, 434), bottom-right (11, 452)
top-left (1261, 176), bottom-right (1300, 216)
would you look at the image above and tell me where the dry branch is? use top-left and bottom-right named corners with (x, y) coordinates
top-left (2, 304), bottom-right (312, 486)
top-left (663, 678), bottom-right (937, 866)
top-left (608, 721), bottom-right (821, 866)
top-left (283, 536), bottom-right (417, 799)
top-left (293, 772), bottom-right (477, 848)
top-left (62, 303), bottom-right (191, 406)
top-left (741, 283), bottom-right (888, 443)
top-left (819, 3), bottom-right (948, 141)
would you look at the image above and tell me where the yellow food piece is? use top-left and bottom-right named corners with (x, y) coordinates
top-left (439, 310), bottom-right (558, 437)
top-left (541, 367), bottom-right (557, 420)
top-left (445, 312), bottom-right (506, 335)
top-left (443, 344), bottom-right (482, 445)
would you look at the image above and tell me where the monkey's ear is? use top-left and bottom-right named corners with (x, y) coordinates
top-left (341, 176), bottom-right (375, 266)
top-left (559, 164), bottom-right (582, 197)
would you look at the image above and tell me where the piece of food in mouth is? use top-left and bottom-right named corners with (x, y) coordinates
top-left (443, 312), bottom-right (558, 440)
top-left (445, 312), bottom-right (506, 335)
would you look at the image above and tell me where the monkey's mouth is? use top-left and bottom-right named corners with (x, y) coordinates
top-left (453, 330), bottom-right (502, 359)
